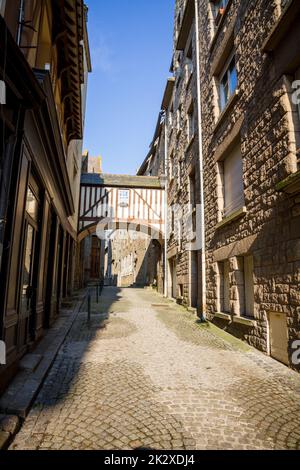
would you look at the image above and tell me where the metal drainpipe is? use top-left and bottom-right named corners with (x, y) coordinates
top-left (194, 0), bottom-right (206, 320)
top-left (163, 112), bottom-right (168, 298)
top-left (17, 0), bottom-right (25, 46)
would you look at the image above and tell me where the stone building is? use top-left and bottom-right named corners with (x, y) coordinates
top-left (104, 229), bottom-right (162, 290)
top-left (141, 0), bottom-right (202, 310)
top-left (0, 1), bottom-right (91, 390)
top-left (82, 150), bottom-right (102, 174)
top-left (162, 0), bottom-right (300, 369)
top-left (137, 0), bottom-right (300, 369)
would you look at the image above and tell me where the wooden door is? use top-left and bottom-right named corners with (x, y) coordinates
top-left (90, 236), bottom-right (101, 279)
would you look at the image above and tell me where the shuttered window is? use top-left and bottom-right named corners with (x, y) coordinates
top-left (244, 256), bottom-right (254, 317)
top-left (218, 260), bottom-right (230, 313)
top-left (223, 144), bottom-right (244, 217)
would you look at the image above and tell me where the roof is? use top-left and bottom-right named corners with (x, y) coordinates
top-left (81, 173), bottom-right (163, 189)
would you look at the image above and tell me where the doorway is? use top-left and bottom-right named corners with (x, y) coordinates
top-left (90, 236), bottom-right (101, 279)
top-left (44, 210), bottom-right (56, 328)
top-left (19, 185), bottom-right (40, 350)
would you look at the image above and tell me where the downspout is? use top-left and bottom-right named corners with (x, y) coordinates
top-left (16, 0), bottom-right (25, 46)
top-left (194, 0), bottom-right (206, 320)
top-left (163, 112), bottom-right (168, 298)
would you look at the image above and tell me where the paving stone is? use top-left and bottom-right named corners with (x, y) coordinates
top-left (8, 287), bottom-right (300, 450)
top-left (0, 431), bottom-right (10, 449)
top-left (0, 415), bottom-right (19, 434)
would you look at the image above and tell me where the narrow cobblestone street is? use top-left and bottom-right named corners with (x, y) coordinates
top-left (10, 287), bottom-right (300, 451)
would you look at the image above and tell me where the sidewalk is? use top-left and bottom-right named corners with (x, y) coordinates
top-left (0, 290), bottom-right (86, 450)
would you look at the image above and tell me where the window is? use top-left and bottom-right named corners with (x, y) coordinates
top-left (219, 54), bottom-right (238, 111)
top-left (189, 172), bottom-right (196, 207)
top-left (294, 68), bottom-right (300, 169)
top-left (178, 159), bottom-right (183, 188)
top-left (169, 206), bottom-right (175, 234)
top-left (212, 0), bottom-right (229, 24)
top-left (169, 151), bottom-right (174, 180)
top-left (176, 9), bottom-right (182, 35)
top-left (189, 173), bottom-right (197, 236)
top-left (0, 0), bottom-right (6, 17)
top-left (295, 68), bottom-right (300, 125)
top-left (118, 190), bottom-right (129, 207)
top-left (218, 143), bottom-right (244, 218)
top-left (185, 42), bottom-right (193, 85)
top-left (177, 104), bottom-right (183, 133)
top-left (168, 108), bottom-right (173, 128)
top-left (232, 256), bottom-right (254, 317)
top-left (26, 187), bottom-right (39, 222)
top-left (185, 60), bottom-right (193, 85)
top-left (187, 104), bottom-right (195, 142)
top-left (218, 261), bottom-right (230, 313)
top-left (244, 255), bottom-right (254, 317)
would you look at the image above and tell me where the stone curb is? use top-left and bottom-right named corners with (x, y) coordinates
top-left (0, 291), bottom-right (87, 450)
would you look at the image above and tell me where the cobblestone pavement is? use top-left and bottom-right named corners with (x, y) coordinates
top-left (10, 287), bottom-right (300, 450)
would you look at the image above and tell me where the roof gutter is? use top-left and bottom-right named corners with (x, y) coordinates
top-left (194, 0), bottom-right (206, 320)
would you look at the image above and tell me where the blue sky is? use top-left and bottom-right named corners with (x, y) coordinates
top-left (83, 0), bottom-right (174, 175)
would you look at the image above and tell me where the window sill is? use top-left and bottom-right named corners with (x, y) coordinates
top-left (276, 168), bottom-right (300, 195)
top-left (216, 206), bottom-right (247, 230)
top-left (213, 89), bottom-right (240, 134)
top-left (232, 316), bottom-right (257, 327)
top-left (214, 312), bottom-right (231, 321)
top-left (209, 0), bottom-right (233, 54)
